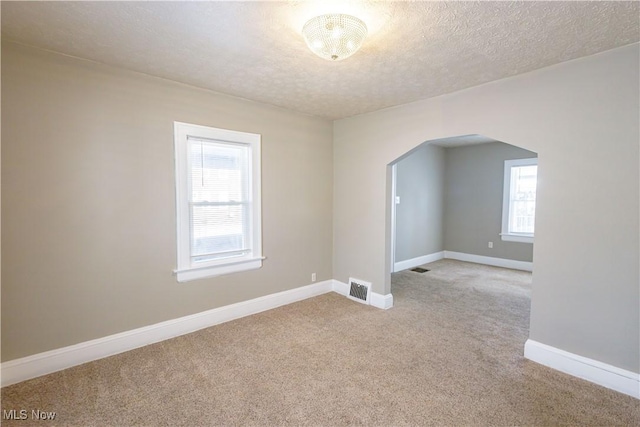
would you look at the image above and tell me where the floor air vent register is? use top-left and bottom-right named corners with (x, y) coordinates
top-left (347, 277), bottom-right (371, 304)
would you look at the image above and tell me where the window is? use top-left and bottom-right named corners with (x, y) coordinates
top-left (174, 122), bottom-right (262, 282)
top-left (501, 157), bottom-right (537, 243)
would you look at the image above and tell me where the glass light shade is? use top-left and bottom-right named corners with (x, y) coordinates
top-left (302, 14), bottom-right (367, 61)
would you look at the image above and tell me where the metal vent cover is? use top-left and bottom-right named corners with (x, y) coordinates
top-left (347, 277), bottom-right (371, 305)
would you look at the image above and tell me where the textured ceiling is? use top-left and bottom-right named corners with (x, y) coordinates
top-left (2, 1), bottom-right (639, 120)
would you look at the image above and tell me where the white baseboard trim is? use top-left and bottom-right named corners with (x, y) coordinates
top-left (331, 279), bottom-right (349, 296)
top-left (524, 339), bottom-right (640, 399)
top-left (1, 280), bottom-right (334, 388)
top-left (332, 280), bottom-right (393, 310)
top-left (444, 251), bottom-right (533, 272)
top-left (394, 251), bottom-right (444, 272)
top-left (370, 293), bottom-right (394, 310)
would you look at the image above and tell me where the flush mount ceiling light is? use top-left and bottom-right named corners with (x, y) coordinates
top-left (302, 14), bottom-right (368, 61)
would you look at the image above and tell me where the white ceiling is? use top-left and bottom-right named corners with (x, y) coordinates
top-left (2, 1), bottom-right (638, 120)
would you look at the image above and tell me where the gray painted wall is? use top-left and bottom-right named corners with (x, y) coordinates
top-left (443, 142), bottom-right (537, 262)
top-left (394, 144), bottom-right (445, 263)
top-left (333, 44), bottom-right (639, 373)
top-left (1, 42), bottom-right (334, 361)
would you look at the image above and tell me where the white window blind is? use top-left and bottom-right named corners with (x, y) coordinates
top-left (174, 122), bottom-right (262, 282)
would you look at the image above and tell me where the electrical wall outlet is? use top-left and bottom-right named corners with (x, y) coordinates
top-left (488, 241), bottom-right (493, 248)
top-left (311, 273), bottom-right (316, 282)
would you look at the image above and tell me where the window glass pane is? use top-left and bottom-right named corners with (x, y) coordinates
top-left (191, 204), bottom-right (248, 262)
top-left (509, 165), bottom-right (537, 234)
top-left (189, 140), bottom-right (248, 203)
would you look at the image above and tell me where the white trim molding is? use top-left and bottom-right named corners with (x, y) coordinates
top-left (370, 293), bottom-right (394, 310)
top-left (1, 280), bottom-right (396, 387)
top-left (444, 251), bottom-right (533, 272)
top-left (332, 280), bottom-right (393, 310)
top-left (331, 279), bottom-right (349, 296)
top-left (1, 280), bottom-right (334, 388)
top-left (394, 251), bottom-right (444, 272)
top-left (524, 339), bottom-right (640, 399)
top-left (500, 233), bottom-right (534, 244)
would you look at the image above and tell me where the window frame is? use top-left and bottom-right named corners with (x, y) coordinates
top-left (501, 157), bottom-right (537, 244)
top-left (174, 121), bottom-right (262, 282)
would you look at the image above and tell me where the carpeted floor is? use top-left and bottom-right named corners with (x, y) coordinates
top-left (2, 259), bottom-right (639, 426)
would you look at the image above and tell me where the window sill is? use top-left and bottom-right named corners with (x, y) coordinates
top-left (175, 257), bottom-right (264, 282)
top-left (500, 233), bottom-right (534, 244)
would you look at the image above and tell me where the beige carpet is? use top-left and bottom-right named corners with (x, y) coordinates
top-left (2, 259), bottom-right (639, 426)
